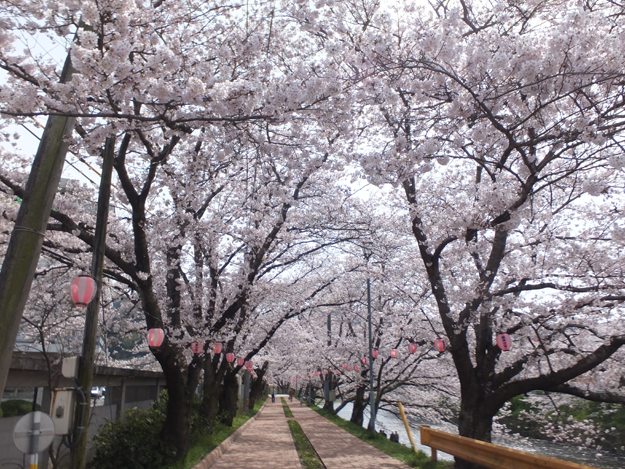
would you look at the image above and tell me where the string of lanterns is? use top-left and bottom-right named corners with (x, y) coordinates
top-left (71, 276), bottom-right (258, 365)
top-left (73, 275), bottom-right (514, 390)
top-left (144, 328), bottom-right (258, 370)
top-left (338, 334), bottom-right (514, 371)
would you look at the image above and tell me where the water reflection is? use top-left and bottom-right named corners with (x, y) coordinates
top-left (329, 402), bottom-right (623, 469)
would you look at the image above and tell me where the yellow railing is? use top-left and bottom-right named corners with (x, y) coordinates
top-left (420, 425), bottom-right (597, 469)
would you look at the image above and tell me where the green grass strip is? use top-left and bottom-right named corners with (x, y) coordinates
top-left (281, 397), bottom-right (294, 417)
top-left (287, 420), bottom-right (325, 469)
top-left (168, 396), bottom-right (267, 469)
top-left (307, 404), bottom-right (451, 469)
top-left (281, 401), bottom-right (324, 469)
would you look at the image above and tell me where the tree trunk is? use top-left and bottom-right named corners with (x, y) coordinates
top-left (323, 374), bottom-right (335, 411)
top-left (247, 362), bottom-right (268, 411)
top-left (201, 356), bottom-right (222, 432)
top-left (350, 385), bottom-right (366, 426)
top-left (219, 370), bottom-right (239, 426)
top-left (155, 345), bottom-right (192, 460)
top-left (454, 388), bottom-right (496, 469)
top-left (323, 399), bottom-right (334, 411)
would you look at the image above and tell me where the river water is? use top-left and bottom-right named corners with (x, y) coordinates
top-left (329, 402), bottom-right (623, 469)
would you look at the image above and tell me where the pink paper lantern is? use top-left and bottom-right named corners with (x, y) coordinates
top-left (408, 343), bottom-right (417, 354)
top-left (390, 349), bottom-right (398, 358)
top-left (342, 363), bottom-right (347, 369)
top-left (372, 349), bottom-right (378, 359)
top-left (354, 365), bottom-right (359, 372)
top-left (496, 333), bottom-right (512, 351)
top-left (434, 338), bottom-right (447, 352)
top-left (361, 357), bottom-right (367, 365)
top-left (237, 357), bottom-right (244, 366)
top-left (347, 365), bottom-right (352, 371)
top-left (213, 343), bottom-right (223, 354)
top-left (190, 341), bottom-right (203, 354)
top-left (71, 276), bottom-right (97, 307)
top-left (226, 353), bottom-right (235, 363)
top-left (147, 328), bottom-right (165, 348)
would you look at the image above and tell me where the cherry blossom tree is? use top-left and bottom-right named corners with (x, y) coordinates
top-left (1, 0), bottom-right (361, 459)
top-left (335, 2), bottom-right (625, 466)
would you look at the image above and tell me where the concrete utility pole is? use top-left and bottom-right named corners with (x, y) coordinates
top-left (0, 53), bottom-right (76, 398)
top-left (70, 137), bottom-right (115, 469)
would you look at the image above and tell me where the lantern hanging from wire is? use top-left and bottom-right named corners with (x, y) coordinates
top-left (434, 338), bottom-right (447, 352)
top-left (226, 353), bottom-right (235, 363)
top-left (147, 328), bottom-right (165, 348)
top-left (190, 341), bottom-right (203, 354)
top-left (246, 360), bottom-right (253, 371)
top-left (408, 343), bottom-right (417, 354)
top-left (390, 349), bottom-right (398, 358)
top-left (342, 363), bottom-right (347, 369)
top-left (237, 357), bottom-right (244, 366)
top-left (496, 333), bottom-right (512, 351)
top-left (372, 349), bottom-right (379, 359)
top-left (354, 365), bottom-right (359, 372)
top-left (347, 365), bottom-right (352, 371)
top-left (361, 357), bottom-right (367, 365)
top-left (71, 276), bottom-right (97, 307)
top-left (213, 343), bottom-right (223, 354)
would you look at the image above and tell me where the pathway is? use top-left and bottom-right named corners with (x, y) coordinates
top-left (209, 399), bottom-right (301, 469)
top-left (287, 401), bottom-right (412, 469)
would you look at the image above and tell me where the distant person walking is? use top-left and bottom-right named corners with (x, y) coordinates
top-left (271, 390), bottom-right (275, 403)
top-left (289, 388), bottom-right (295, 402)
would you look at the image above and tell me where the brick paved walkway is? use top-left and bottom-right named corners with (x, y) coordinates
top-left (287, 402), bottom-right (412, 469)
top-left (209, 399), bottom-right (301, 469)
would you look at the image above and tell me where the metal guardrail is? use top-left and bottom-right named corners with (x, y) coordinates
top-left (420, 425), bottom-right (597, 469)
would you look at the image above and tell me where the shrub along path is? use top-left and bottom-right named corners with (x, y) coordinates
top-left (209, 399), bottom-right (301, 469)
top-left (286, 402), bottom-right (412, 469)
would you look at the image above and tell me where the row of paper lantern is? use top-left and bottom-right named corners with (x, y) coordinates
top-left (147, 328), bottom-right (254, 370)
top-left (73, 277), bottom-right (514, 355)
top-left (323, 335), bottom-right (513, 376)
top-left (351, 334), bottom-right (513, 366)
top-left (358, 335), bottom-right (513, 358)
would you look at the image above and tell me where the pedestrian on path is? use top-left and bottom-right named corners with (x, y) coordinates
top-left (289, 388), bottom-right (295, 402)
top-left (271, 390), bottom-right (275, 403)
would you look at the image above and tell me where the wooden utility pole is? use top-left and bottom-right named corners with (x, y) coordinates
top-left (70, 136), bottom-right (115, 469)
top-left (0, 53), bottom-right (76, 397)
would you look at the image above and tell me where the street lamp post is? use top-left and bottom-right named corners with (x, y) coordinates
top-left (367, 276), bottom-right (376, 432)
top-left (325, 313), bottom-right (331, 402)
top-left (364, 246), bottom-right (376, 433)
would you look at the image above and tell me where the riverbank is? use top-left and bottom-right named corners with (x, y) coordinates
top-left (324, 401), bottom-right (623, 469)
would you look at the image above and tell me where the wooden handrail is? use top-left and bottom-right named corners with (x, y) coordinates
top-left (420, 425), bottom-right (597, 469)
